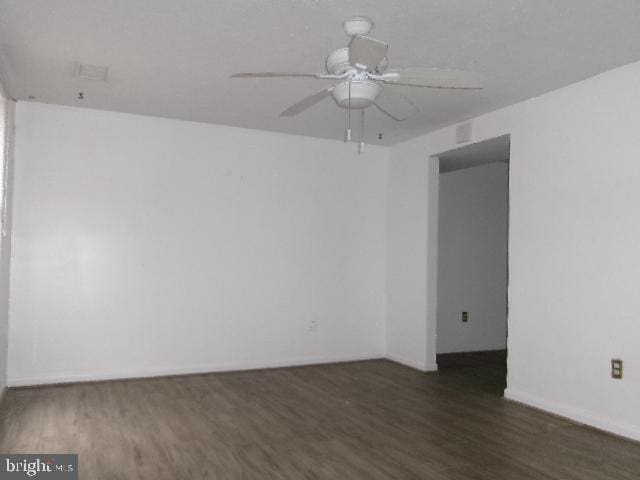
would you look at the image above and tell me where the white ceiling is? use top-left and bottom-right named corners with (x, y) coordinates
top-left (1, 1), bottom-right (640, 145)
top-left (439, 135), bottom-right (510, 173)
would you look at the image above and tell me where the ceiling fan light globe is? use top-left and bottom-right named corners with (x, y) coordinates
top-left (331, 80), bottom-right (380, 109)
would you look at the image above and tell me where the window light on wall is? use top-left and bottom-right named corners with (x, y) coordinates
top-left (0, 94), bottom-right (10, 238)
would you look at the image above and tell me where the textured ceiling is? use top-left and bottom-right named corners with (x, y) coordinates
top-left (1, 1), bottom-right (640, 145)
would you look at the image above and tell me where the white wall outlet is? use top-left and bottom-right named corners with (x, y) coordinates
top-left (309, 319), bottom-right (318, 332)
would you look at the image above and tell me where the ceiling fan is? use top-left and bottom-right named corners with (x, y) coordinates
top-left (231, 16), bottom-right (484, 148)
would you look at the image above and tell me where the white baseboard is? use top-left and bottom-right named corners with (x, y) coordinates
top-left (504, 387), bottom-right (640, 443)
top-left (8, 352), bottom-right (384, 387)
top-left (385, 353), bottom-right (438, 372)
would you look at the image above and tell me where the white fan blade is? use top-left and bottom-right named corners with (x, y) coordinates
top-left (231, 72), bottom-right (323, 78)
top-left (374, 87), bottom-right (419, 121)
top-left (280, 87), bottom-right (333, 117)
top-left (382, 68), bottom-right (484, 89)
top-left (349, 35), bottom-right (388, 71)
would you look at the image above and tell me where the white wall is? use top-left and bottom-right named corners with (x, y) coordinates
top-left (9, 60), bottom-right (640, 443)
top-left (387, 60), bottom-right (640, 441)
top-left (8, 102), bottom-right (389, 386)
top-left (0, 97), bottom-right (15, 398)
top-left (386, 146), bottom-right (439, 371)
top-left (437, 162), bottom-right (508, 354)
top-left (386, 156), bottom-right (428, 369)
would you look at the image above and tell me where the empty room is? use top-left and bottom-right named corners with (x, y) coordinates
top-left (0, 1), bottom-right (639, 478)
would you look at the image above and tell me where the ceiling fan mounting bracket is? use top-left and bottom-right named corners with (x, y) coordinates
top-left (343, 16), bottom-right (374, 37)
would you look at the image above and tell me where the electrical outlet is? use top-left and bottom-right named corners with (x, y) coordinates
top-left (462, 311), bottom-right (469, 323)
top-left (611, 359), bottom-right (623, 379)
top-left (309, 319), bottom-right (318, 332)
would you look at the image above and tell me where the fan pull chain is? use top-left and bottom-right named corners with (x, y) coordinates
top-left (359, 108), bottom-right (365, 154)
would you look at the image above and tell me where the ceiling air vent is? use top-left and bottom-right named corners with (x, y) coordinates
top-left (76, 63), bottom-right (108, 81)
top-left (456, 122), bottom-right (472, 144)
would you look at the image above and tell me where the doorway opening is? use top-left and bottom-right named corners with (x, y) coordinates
top-left (434, 135), bottom-right (510, 396)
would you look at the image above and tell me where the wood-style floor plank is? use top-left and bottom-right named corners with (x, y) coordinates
top-left (1, 352), bottom-right (639, 479)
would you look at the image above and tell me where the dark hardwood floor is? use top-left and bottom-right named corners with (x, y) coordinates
top-left (436, 349), bottom-right (508, 396)
top-left (1, 353), bottom-right (639, 479)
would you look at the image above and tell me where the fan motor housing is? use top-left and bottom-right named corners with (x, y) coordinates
top-left (326, 47), bottom-right (388, 75)
top-left (332, 80), bottom-right (380, 109)
top-left (326, 48), bottom-right (350, 75)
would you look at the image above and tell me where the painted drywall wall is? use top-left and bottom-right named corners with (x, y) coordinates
top-left (437, 162), bottom-right (508, 354)
top-left (386, 146), bottom-right (439, 371)
top-left (385, 155), bottom-right (439, 371)
top-left (387, 60), bottom-right (640, 441)
top-left (8, 102), bottom-right (389, 386)
top-left (0, 96), bottom-right (15, 398)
